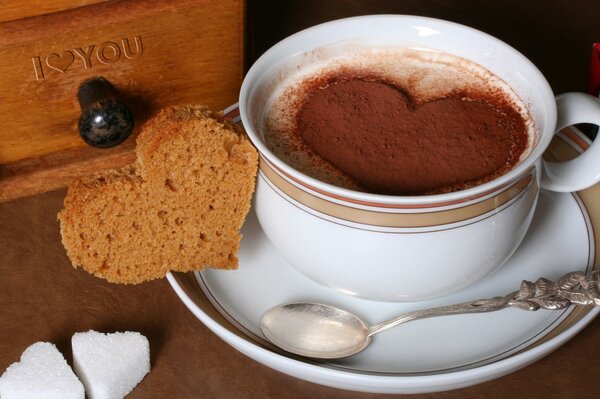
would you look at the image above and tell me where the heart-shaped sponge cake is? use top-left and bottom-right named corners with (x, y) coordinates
top-left (58, 106), bottom-right (258, 283)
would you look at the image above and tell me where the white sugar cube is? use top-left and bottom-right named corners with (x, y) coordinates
top-left (72, 330), bottom-right (150, 399)
top-left (0, 342), bottom-right (84, 399)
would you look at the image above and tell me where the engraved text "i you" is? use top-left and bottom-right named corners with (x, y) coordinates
top-left (32, 35), bottom-right (143, 80)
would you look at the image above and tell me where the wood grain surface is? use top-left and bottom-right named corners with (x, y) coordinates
top-left (0, 138), bottom-right (136, 202)
top-left (0, 1), bottom-right (110, 23)
top-left (0, 0), bottom-right (243, 202)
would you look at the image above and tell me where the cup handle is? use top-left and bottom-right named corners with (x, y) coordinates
top-left (542, 92), bottom-right (600, 192)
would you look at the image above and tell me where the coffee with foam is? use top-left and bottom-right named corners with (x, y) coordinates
top-left (261, 47), bottom-right (535, 195)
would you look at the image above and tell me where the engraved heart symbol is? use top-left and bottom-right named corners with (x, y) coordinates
top-left (45, 50), bottom-right (75, 73)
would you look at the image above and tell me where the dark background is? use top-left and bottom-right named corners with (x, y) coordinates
top-left (247, 0), bottom-right (600, 95)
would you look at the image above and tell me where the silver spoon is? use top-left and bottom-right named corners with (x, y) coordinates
top-left (260, 271), bottom-right (600, 359)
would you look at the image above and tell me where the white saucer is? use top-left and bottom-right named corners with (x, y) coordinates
top-left (168, 126), bottom-right (600, 394)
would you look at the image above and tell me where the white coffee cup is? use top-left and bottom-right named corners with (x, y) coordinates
top-left (239, 15), bottom-right (600, 302)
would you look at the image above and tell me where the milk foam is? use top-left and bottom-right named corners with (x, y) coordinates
top-left (261, 47), bottom-right (536, 192)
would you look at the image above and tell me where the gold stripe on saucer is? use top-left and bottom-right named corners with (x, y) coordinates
top-left (260, 159), bottom-right (537, 228)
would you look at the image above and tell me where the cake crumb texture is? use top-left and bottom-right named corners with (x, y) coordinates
top-left (58, 106), bottom-right (258, 284)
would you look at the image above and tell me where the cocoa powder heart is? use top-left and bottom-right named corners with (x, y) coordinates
top-left (296, 79), bottom-right (528, 195)
top-left (45, 50), bottom-right (75, 73)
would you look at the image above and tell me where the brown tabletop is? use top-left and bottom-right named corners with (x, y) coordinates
top-left (2, 1), bottom-right (600, 397)
top-left (2, 188), bottom-right (600, 397)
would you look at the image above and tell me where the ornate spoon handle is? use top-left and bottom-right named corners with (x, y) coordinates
top-left (368, 271), bottom-right (600, 337)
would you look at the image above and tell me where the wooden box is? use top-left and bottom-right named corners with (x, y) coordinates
top-left (0, 0), bottom-right (244, 202)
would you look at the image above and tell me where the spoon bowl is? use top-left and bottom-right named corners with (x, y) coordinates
top-left (260, 303), bottom-right (371, 358)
